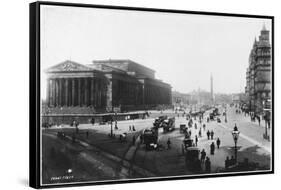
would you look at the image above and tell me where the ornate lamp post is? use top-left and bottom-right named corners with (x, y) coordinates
top-left (232, 128), bottom-right (240, 163)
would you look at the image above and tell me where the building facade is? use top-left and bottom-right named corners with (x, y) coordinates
top-left (45, 59), bottom-right (172, 113)
top-left (245, 25), bottom-right (272, 114)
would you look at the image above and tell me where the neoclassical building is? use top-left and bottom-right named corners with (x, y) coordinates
top-left (245, 25), bottom-right (272, 114)
top-left (45, 59), bottom-right (172, 113)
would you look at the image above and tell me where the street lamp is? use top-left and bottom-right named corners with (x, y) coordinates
top-left (110, 117), bottom-right (113, 137)
top-left (232, 129), bottom-right (240, 164)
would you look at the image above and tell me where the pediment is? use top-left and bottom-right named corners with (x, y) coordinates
top-left (45, 60), bottom-right (93, 73)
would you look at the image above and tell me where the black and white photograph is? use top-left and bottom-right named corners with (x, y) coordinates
top-left (29, 1), bottom-right (274, 188)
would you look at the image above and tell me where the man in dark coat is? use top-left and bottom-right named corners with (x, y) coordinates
top-left (210, 130), bottom-right (214, 140)
top-left (225, 156), bottom-right (230, 169)
top-left (207, 130), bottom-right (210, 140)
top-left (195, 135), bottom-right (198, 146)
top-left (167, 138), bottom-right (171, 149)
top-left (205, 157), bottom-right (211, 172)
top-left (200, 149), bottom-right (206, 162)
top-left (210, 142), bottom-right (215, 155)
top-left (216, 138), bottom-right (221, 149)
top-left (132, 135), bottom-right (136, 145)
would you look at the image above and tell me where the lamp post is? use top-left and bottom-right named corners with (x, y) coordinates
top-left (232, 128), bottom-right (240, 164)
top-left (110, 117), bottom-right (113, 137)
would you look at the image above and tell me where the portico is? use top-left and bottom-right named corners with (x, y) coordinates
top-left (45, 59), bottom-right (172, 113)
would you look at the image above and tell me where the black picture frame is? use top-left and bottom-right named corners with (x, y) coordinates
top-left (30, 1), bottom-right (274, 188)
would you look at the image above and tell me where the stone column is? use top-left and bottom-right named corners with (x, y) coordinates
top-left (65, 79), bottom-right (69, 106)
top-left (95, 78), bottom-right (98, 107)
top-left (46, 79), bottom-right (50, 106)
top-left (78, 78), bottom-right (81, 106)
top-left (55, 79), bottom-right (59, 107)
top-left (51, 79), bottom-right (55, 106)
top-left (72, 78), bottom-right (75, 106)
top-left (97, 79), bottom-right (100, 107)
top-left (105, 75), bottom-right (112, 111)
top-left (84, 78), bottom-right (88, 106)
top-left (58, 78), bottom-right (62, 106)
top-left (53, 79), bottom-right (56, 106)
top-left (90, 78), bottom-right (95, 106)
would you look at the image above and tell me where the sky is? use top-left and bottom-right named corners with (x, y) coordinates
top-left (40, 5), bottom-right (272, 99)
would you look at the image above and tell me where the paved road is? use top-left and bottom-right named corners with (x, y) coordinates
top-left (133, 106), bottom-right (271, 174)
top-left (44, 106), bottom-right (272, 178)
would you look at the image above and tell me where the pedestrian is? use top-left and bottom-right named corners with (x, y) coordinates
top-left (230, 156), bottom-right (235, 166)
top-left (199, 128), bottom-right (202, 137)
top-left (86, 131), bottom-right (89, 138)
top-left (132, 125), bottom-right (136, 131)
top-left (225, 156), bottom-right (230, 169)
top-left (140, 134), bottom-right (143, 144)
top-left (207, 130), bottom-right (210, 140)
top-left (91, 118), bottom-right (95, 125)
top-left (210, 142), bottom-right (215, 155)
top-left (119, 134), bottom-right (122, 141)
top-left (129, 125), bottom-right (131, 131)
top-left (194, 123), bottom-right (197, 130)
top-left (257, 116), bottom-right (261, 126)
top-left (167, 138), bottom-right (171, 149)
top-left (210, 130), bottom-right (214, 140)
top-left (200, 149), bottom-right (206, 162)
top-left (132, 135), bottom-right (136, 145)
top-left (234, 123), bottom-right (238, 131)
top-left (203, 123), bottom-right (206, 131)
top-left (195, 135), bottom-right (198, 146)
top-left (72, 133), bottom-right (76, 143)
top-left (205, 157), bottom-right (211, 172)
top-left (115, 121), bottom-right (118, 130)
top-left (216, 138), bottom-right (221, 149)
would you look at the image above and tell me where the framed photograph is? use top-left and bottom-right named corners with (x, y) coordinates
top-left (29, 1), bottom-right (274, 188)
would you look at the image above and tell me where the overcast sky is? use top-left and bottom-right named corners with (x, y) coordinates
top-left (40, 5), bottom-right (271, 99)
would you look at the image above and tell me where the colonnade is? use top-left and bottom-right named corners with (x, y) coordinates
top-left (46, 77), bottom-right (104, 107)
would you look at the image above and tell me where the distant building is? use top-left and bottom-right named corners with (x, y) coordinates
top-left (44, 59), bottom-right (172, 113)
top-left (245, 25), bottom-right (272, 114)
top-left (172, 91), bottom-right (191, 107)
top-left (210, 74), bottom-right (214, 104)
top-left (232, 93), bottom-right (247, 104)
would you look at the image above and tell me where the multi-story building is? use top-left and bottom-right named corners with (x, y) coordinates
top-left (245, 25), bottom-right (272, 115)
top-left (44, 59), bottom-right (172, 113)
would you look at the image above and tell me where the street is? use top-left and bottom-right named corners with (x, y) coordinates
top-left (42, 105), bottom-right (271, 183)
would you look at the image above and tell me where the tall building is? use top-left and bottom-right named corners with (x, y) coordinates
top-left (44, 59), bottom-right (172, 113)
top-left (245, 25), bottom-right (272, 114)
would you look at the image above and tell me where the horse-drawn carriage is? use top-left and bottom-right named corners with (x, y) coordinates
top-left (142, 128), bottom-right (158, 150)
top-left (182, 136), bottom-right (200, 171)
top-left (180, 124), bottom-right (187, 134)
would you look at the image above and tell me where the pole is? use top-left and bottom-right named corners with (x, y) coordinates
top-left (110, 120), bottom-right (113, 137)
top-left (234, 141), bottom-right (237, 163)
top-left (265, 119), bottom-right (267, 138)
